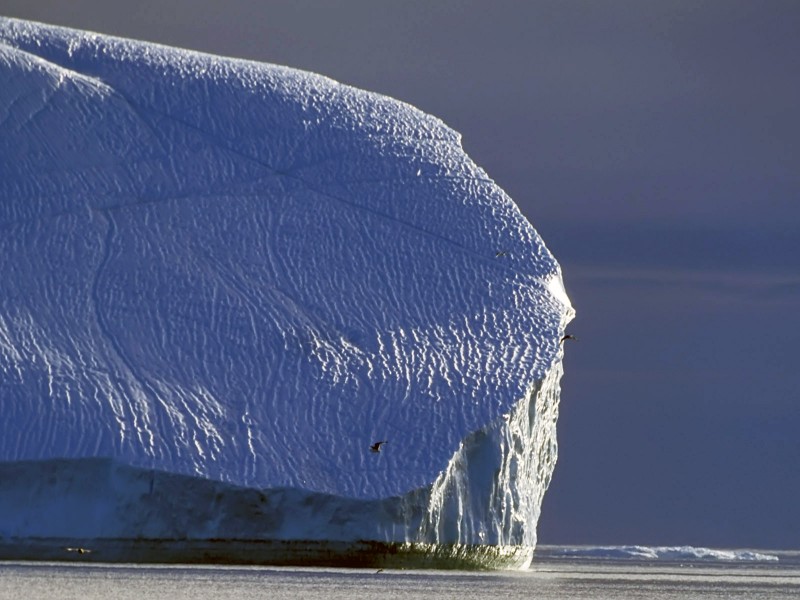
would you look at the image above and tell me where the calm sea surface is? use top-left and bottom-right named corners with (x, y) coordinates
top-left (2, 550), bottom-right (799, 599)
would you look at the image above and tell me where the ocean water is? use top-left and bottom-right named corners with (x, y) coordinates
top-left (1, 549), bottom-right (799, 600)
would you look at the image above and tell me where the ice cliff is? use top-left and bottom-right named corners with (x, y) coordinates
top-left (0, 17), bottom-right (573, 565)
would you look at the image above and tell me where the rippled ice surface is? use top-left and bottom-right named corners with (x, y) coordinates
top-left (2, 551), bottom-right (800, 600)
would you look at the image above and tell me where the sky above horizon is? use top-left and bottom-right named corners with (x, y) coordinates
top-left (2, 1), bottom-right (798, 548)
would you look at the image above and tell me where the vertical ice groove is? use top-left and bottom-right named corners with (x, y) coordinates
top-left (415, 357), bottom-right (566, 551)
top-left (89, 212), bottom-right (163, 455)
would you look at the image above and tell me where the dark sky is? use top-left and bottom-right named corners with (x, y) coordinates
top-left (3, 0), bottom-right (799, 549)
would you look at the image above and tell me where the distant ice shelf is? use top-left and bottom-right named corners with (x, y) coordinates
top-left (545, 545), bottom-right (780, 562)
top-left (0, 17), bottom-right (573, 568)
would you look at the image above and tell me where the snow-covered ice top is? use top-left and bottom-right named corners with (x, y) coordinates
top-left (0, 18), bottom-right (573, 500)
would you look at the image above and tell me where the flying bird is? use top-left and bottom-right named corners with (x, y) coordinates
top-left (65, 547), bottom-right (93, 554)
top-left (370, 441), bottom-right (387, 453)
top-left (495, 250), bottom-right (508, 257)
top-left (560, 334), bottom-right (577, 343)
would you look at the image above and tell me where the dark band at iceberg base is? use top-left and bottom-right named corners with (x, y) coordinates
top-left (0, 539), bottom-right (532, 571)
top-left (0, 364), bottom-right (564, 569)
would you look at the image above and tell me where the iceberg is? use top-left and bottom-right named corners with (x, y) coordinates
top-left (0, 18), bottom-right (573, 569)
